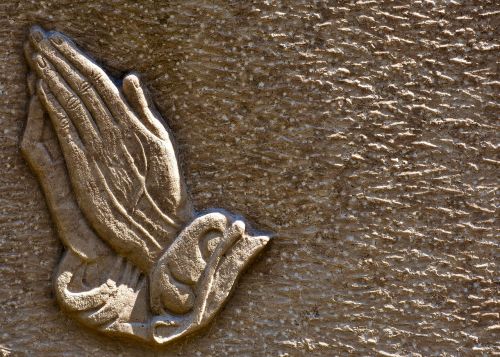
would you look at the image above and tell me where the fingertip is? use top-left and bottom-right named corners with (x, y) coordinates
top-left (29, 25), bottom-right (45, 43)
top-left (35, 80), bottom-right (53, 119)
top-left (232, 220), bottom-right (246, 236)
top-left (124, 73), bottom-right (141, 89)
top-left (30, 25), bottom-right (45, 33)
top-left (123, 73), bottom-right (146, 109)
top-left (48, 32), bottom-right (65, 46)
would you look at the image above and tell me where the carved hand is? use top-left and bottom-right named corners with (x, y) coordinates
top-left (26, 26), bottom-right (193, 272)
top-left (23, 26), bottom-right (271, 344)
top-left (21, 60), bottom-right (148, 330)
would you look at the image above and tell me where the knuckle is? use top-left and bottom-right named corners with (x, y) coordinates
top-left (90, 68), bottom-right (104, 82)
top-left (45, 71), bottom-right (57, 83)
top-left (79, 80), bottom-right (92, 94)
top-left (60, 116), bottom-right (70, 130)
top-left (66, 95), bottom-right (80, 110)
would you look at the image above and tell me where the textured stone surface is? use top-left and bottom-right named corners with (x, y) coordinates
top-left (1, 1), bottom-right (498, 355)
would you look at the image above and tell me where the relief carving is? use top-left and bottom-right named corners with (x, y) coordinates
top-left (20, 26), bottom-right (270, 345)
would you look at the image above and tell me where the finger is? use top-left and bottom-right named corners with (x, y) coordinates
top-left (24, 45), bottom-right (38, 98)
top-left (20, 95), bottom-right (52, 168)
top-left (29, 26), bottom-right (116, 134)
top-left (45, 30), bottom-right (134, 127)
top-left (83, 300), bottom-right (119, 326)
top-left (36, 79), bottom-right (85, 154)
top-left (122, 73), bottom-right (169, 139)
top-left (32, 53), bottom-right (101, 147)
top-left (24, 42), bottom-right (38, 96)
top-left (23, 41), bottom-right (37, 74)
top-left (22, 95), bottom-right (45, 145)
top-left (27, 72), bottom-right (37, 97)
top-left (23, 42), bottom-right (45, 152)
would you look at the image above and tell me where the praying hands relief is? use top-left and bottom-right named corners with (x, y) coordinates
top-left (21, 26), bottom-right (270, 345)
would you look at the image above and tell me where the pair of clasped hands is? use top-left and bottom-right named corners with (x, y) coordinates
top-left (25, 26), bottom-right (192, 274)
top-left (24, 27), bottom-right (267, 334)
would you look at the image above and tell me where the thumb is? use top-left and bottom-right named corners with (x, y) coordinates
top-left (123, 73), bottom-right (169, 139)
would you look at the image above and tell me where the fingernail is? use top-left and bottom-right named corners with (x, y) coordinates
top-left (36, 56), bottom-right (47, 68)
top-left (31, 31), bottom-right (43, 42)
top-left (30, 29), bottom-right (43, 43)
top-left (49, 34), bottom-right (63, 46)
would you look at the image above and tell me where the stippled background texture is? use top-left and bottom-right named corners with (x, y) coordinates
top-left (0, 1), bottom-right (498, 356)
